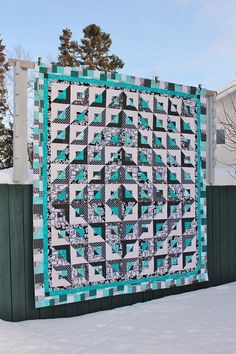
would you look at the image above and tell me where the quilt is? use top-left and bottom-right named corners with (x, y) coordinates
top-left (33, 64), bottom-right (208, 307)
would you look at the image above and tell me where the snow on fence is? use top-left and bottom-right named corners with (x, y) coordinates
top-left (0, 184), bottom-right (236, 322)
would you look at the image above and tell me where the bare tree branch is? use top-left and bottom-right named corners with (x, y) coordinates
top-left (216, 93), bottom-right (236, 178)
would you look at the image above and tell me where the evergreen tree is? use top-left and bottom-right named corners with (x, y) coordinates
top-left (0, 36), bottom-right (9, 119)
top-left (57, 24), bottom-right (124, 71)
top-left (0, 35), bottom-right (13, 169)
top-left (57, 28), bottom-right (80, 67)
top-left (0, 122), bottom-right (13, 169)
top-left (78, 24), bottom-right (124, 71)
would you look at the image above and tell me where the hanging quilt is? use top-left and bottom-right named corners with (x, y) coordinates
top-left (33, 64), bottom-right (208, 307)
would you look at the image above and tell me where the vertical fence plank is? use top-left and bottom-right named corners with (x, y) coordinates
top-left (77, 300), bottom-right (90, 316)
top-left (89, 298), bottom-right (101, 313)
top-left (234, 188), bottom-right (236, 283)
top-left (9, 185), bottom-right (26, 321)
top-left (122, 293), bottom-right (135, 307)
top-left (65, 302), bottom-right (78, 318)
top-left (0, 185), bottom-right (12, 321)
top-left (220, 187), bottom-right (228, 284)
top-left (206, 186), bottom-right (213, 286)
top-left (225, 187), bottom-right (231, 283)
top-left (52, 304), bottom-right (67, 319)
top-left (212, 186), bottom-right (221, 286)
top-left (111, 294), bottom-right (123, 309)
top-left (100, 296), bottom-right (112, 312)
top-left (142, 290), bottom-right (154, 303)
top-left (23, 185), bottom-right (40, 320)
top-left (152, 288), bottom-right (164, 300)
top-left (39, 306), bottom-right (53, 319)
top-left (227, 187), bottom-right (236, 283)
top-left (210, 185), bottom-right (215, 285)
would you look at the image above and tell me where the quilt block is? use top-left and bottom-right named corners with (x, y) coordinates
top-left (33, 64), bottom-right (208, 307)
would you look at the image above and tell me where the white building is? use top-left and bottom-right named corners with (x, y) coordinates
top-left (215, 81), bottom-right (236, 185)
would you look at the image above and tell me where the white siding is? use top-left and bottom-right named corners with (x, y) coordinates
top-left (215, 83), bottom-right (236, 185)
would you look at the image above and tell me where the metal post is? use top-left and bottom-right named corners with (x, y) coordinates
top-left (206, 91), bottom-right (217, 185)
top-left (8, 59), bottom-right (35, 184)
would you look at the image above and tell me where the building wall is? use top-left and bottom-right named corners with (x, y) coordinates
top-left (215, 86), bottom-right (236, 185)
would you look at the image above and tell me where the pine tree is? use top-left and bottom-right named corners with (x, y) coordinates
top-left (78, 24), bottom-right (124, 71)
top-left (0, 122), bottom-right (13, 169)
top-left (0, 36), bottom-right (9, 119)
top-left (57, 25), bottom-right (124, 71)
top-left (57, 28), bottom-right (80, 67)
top-left (0, 35), bottom-right (13, 169)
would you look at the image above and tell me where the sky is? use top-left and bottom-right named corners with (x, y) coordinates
top-left (1, 0), bottom-right (236, 90)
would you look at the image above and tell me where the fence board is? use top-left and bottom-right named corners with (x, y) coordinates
top-left (23, 185), bottom-right (40, 320)
top-left (121, 293), bottom-right (135, 307)
top-left (206, 187), bottom-right (213, 286)
top-left (111, 294), bottom-right (123, 309)
top-left (142, 290), bottom-right (154, 303)
top-left (39, 306), bottom-right (53, 319)
top-left (100, 296), bottom-right (112, 312)
top-left (212, 186), bottom-right (221, 285)
top-left (0, 185), bottom-right (12, 321)
top-left (0, 185), bottom-right (236, 322)
top-left (234, 188), bottom-right (236, 283)
top-left (227, 187), bottom-right (236, 283)
top-left (132, 292), bottom-right (144, 305)
top-left (89, 298), bottom-right (102, 313)
top-left (9, 185), bottom-right (26, 321)
top-left (220, 187), bottom-right (229, 284)
top-left (65, 302), bottom-right (78, 318)
top-left (232, 187), bottom-right (236, 281)
top-left (52, 304), bottom-right (67, 319)
top-left (77, 300), bottom-right (90, 316)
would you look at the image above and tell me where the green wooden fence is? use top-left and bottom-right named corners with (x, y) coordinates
top-left (0, 185), bottom-right (236, 322)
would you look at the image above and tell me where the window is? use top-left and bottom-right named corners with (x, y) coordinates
top-left (216, 129), bottom-right (225, 144)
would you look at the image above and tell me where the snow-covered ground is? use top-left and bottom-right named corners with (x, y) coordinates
top-left (0, 283), bottom-right (236, 354)
top-left (0, 167), bottom-right (33, 184)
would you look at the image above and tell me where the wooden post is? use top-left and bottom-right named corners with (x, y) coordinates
top-left (8, 59), bottom-right (35, 184)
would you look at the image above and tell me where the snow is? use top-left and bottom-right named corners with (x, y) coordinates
top-left (0, 283), bottom-right (236, 354)
top-left (214, 167), bottom-right (236, 186)
top-left (0, 167), bottom-right (33, 184)
top-left (0, 168), bottom-right (13, 183)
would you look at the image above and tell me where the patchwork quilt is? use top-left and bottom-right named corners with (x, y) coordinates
top-left (33, 64), bottom-right (208, 307)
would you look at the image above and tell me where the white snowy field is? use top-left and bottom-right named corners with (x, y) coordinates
top-left (0, 283), bottom-right (236, 354)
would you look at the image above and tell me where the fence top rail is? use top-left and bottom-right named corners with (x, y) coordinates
top-left (8, 58), bottom-right (35, 69)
